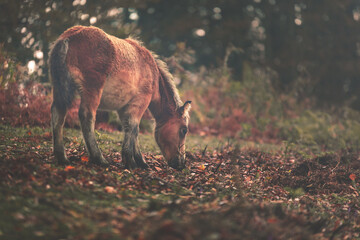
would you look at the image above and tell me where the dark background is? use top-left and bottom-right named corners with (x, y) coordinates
top-left (1, 0), bottom-right (360, 110)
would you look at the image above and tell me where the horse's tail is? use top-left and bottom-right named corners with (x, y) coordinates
top-left (49, 38), bottom-right (76, 111)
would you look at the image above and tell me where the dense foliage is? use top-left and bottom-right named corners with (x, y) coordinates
top-left (1, 0), bottom-right (360, 108)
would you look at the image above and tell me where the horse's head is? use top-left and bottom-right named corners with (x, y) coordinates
top-left (155, 101), bottom-right (191, 170)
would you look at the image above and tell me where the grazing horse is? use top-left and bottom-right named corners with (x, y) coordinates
top-left (49, 26), bottom-right (191, 170)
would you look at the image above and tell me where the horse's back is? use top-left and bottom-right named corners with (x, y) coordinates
top-left (99, 36), bottom-right (158, 110)
top-left (56, 26), bottom-right (158, 111)
top-left (60, 26), bottom-right (115, 78)
top-left (57, 25), bottom-right (158, 80)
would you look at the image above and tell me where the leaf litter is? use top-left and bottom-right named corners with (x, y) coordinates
top-left (0, 126), bottom-right (359, 239)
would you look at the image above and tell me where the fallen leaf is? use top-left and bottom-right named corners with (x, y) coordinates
top-left (198, 164), bottom-right (206, 171)
top-left (154, 155), bottom-right (162, 160)
top-left (349, 174), bottom-right (356, 181)
top-left (43, 132), bottom-right (51, 138)
top-left (267, 218), bottom-right (277, 223)
top-left (34, 231), bottom-right (44, 237)
top-left (154, 166), bottom-right (162, 172)
top-left (81, 155), bottom-right (89, 162)
top-left (67, 210), bottom-right (81, 218)
top-left (105, 186), bottom-right (116, 193)
top-left (244, 176), bottom-right (252, 182)
top-left (13, 213), bottom-right (25, 220)
top-left (64, 166), bottom-right (75, 171)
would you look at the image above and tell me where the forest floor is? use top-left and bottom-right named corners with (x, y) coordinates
top-left (0, 124), bottom-right (359, 240)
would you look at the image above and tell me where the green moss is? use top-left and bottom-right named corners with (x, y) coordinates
top-left (284, 187), bottom-right (305, 199)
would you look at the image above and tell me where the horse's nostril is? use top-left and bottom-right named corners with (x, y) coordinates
top-left (169, 155), bottom-right (187, 170)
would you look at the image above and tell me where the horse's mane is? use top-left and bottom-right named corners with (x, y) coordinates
top-left (126, 37), bottom-right (182, 112)
top-left (155, 57), bottom-right (183, 111)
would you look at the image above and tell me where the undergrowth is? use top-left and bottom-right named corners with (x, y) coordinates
top-left (1, 45), bottom-right (360, 152)
top-left (180, 63), bottom-right (360, 151)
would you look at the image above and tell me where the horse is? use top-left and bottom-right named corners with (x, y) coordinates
top-left (49, 26), bottom-right (191, 170)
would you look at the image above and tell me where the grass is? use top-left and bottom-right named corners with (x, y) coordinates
top-left (0, 124), bottom-right (359, 239)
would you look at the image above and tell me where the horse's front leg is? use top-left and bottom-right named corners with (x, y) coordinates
top-left (120, 116), bottom-right (149, 169)
top-left (79, 94), bottom-right (109, 166)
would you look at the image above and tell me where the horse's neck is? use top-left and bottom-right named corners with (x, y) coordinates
top-left (148, 92), bottom-right (161, 121)
top-left (148, 75), bottom-right (177, 123)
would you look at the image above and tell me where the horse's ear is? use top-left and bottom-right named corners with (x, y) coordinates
top-left (178, 101), bottom-right (192, 116)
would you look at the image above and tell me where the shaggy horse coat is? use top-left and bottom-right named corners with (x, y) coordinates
top-left (49, 26), bottom-right (191, 169)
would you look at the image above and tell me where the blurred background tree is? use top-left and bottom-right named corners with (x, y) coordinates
top-left (1, 0), bottom-right (359, 110)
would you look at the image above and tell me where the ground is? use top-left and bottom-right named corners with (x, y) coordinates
top-left (0, 124), bottom-right (359, 240)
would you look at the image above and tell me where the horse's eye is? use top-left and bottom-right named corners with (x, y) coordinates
top-left (180, 127), bottom-right (188, 137)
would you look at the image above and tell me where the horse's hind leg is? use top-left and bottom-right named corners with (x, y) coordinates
top-left (51, 104), bottom-right (69, 165)
top-left (79, 91), bottom-right (108, 166)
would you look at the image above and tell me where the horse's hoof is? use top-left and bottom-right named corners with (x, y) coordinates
top-left (57, 156), bottom-right (70, 165)
top-left (134, 156), bottom-right (148, 169)
top-left (139, 162), bottom-right (149, 169)
top-left (125, 159), bottom-right (137, 170)
top-left (91, 156), bottom-right (109, 167)
top-left (98, 160), bottom-right (110, 167)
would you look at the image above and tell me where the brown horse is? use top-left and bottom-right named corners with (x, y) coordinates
top-left (49, 26), bottom-right (191, 170)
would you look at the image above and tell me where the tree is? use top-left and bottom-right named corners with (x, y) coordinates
top-left (1, 0), bottom-right (359, 108)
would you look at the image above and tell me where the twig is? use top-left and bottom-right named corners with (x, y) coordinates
top-left (201, 145), bottom-right (208, 157)
top-left (213, 158), bottom-right (223, 173)
top-left (330, 154), bottom-right (341, 173)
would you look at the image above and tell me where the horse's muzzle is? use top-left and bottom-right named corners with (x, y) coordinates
top-left (169, 155), bottom-right (186, 170)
